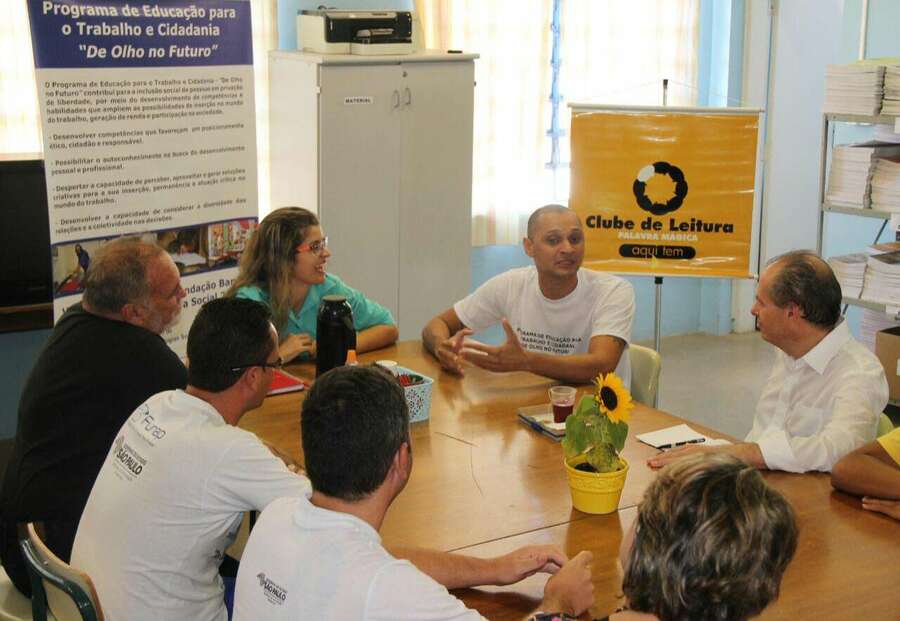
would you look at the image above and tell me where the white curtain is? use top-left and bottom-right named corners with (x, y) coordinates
top-left (417, 0), bottom-right (699, 246)
top-left (417, 0), bottom-right (555, 246)
top-left (0, 0), bottom-right (279, 217)
top-left (0, 2), bottom-right (41, 154)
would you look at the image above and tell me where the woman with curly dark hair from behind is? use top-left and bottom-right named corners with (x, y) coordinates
top-left (604, 453), bottom-right (798, 621)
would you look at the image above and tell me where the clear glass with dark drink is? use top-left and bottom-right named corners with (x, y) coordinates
top-left (549, 386), bottom-right (577, 423)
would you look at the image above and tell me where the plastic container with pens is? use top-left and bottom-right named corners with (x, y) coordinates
top-left (396, 367), bottom-right (434, 423)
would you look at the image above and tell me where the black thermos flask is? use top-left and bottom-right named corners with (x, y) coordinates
top-left (316, 295), bottom-right (356, 377)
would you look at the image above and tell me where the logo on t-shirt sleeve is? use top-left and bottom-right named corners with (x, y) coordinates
top-left (112, 435), bottom-right (146, 480)
top-left (256, 572), bottom-right (288, 606)
top-left (128, 404), bottom-right (167, 442)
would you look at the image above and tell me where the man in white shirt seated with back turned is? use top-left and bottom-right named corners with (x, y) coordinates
top-left (72, 298), bottom-right (310, 621)
top-left (423, 204), bottom-right (635, 384)
top-left (650, 250), bottom-right (888, 473)
top-left (234, 365), bottom-right (595, 620)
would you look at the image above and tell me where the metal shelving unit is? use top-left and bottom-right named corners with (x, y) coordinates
top-left (840, 295), bottom-right (898, 316)
top-left (823, 203), bottom-right (895, 219)
top-left (817, 112), bottom-right (900, 318)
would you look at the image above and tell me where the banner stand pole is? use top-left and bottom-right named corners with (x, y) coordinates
top-left (652, 276), bottom-right (662, 407)
top-left (648, 79), bottom-right (670, 408)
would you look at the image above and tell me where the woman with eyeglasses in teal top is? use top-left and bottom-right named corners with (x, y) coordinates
top-left (227, 207), bottom-right (398, 363)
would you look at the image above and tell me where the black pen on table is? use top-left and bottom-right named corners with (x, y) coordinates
top-left (657, 438), bottom-right (706, 450)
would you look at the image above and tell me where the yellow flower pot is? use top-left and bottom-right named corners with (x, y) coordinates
top-left (564, 455), bottom-right (629, 514)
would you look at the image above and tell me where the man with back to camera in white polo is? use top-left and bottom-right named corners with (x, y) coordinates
top-left (71, 297), bottom-right (309, 621)
top-left (649, 250), bottom-right (889, 473)
top-left (234, 364), bottom-right (595, 620)
top-left (423, 204), bottom-right (635, 384)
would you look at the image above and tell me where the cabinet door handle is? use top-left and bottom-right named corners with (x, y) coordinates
top-left (392, 90), bottom-right (400, 108)
top-left (404, 87), bottom-right (412, 106)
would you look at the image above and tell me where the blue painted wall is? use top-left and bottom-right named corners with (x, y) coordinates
top-left (0, 328), bottom-right (49, 438)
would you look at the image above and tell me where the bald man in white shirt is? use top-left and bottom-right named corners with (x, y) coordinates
top-left (423, 205), bottom-right (634, 384)
top-left (650, 250), bottom-right (888, 473)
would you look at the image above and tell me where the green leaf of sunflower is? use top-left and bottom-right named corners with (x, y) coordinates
top-left (608, 420), bottom-right (628, 452)
top-left (563, 410), bottom-right (591, 458)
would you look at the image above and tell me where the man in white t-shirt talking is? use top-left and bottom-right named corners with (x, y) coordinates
top-left (423, 204), bottom-right (635, 384)
top-left (71, 298), bottom-right (310, 621)
top-left (234, 365), bottom-right (594, 620)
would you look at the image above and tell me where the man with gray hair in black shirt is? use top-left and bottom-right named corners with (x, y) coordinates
top-left (0, 238), bottom-right (188, 595)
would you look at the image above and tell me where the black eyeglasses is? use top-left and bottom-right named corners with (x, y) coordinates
top-left (229, 358), bottom-right (283, 373)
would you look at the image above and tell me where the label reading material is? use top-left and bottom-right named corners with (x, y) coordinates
top-left (344, 96), bottom-right (373, 105)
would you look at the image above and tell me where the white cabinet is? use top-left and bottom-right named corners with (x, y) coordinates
top-left (270, 51), bottom-right (476, 340)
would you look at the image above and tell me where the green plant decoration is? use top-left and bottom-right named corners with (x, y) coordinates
top-left (562, 372), bottom-right (633, 473)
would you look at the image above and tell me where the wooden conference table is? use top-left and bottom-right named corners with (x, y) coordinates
top-left (240, 341), bottom-right (900, 620)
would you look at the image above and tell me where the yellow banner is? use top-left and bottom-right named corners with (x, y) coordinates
top-left (569, 108), bottom-right (759, 278)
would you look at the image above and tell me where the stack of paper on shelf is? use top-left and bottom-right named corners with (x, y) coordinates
top-left (824, 64), bottom-right (885, 115)
top-left (826, 142), bottom-right (900, 209)
top-left (859, 308), bottom-right (900, 353)
top-left (829, 253), bottom-right (868, 298)
top-left (870, 157), bottom-right (900, 212)
top-left (862, 250), bottom-right (900, 305)
top-left (882, 65), bottom-right (900, 115)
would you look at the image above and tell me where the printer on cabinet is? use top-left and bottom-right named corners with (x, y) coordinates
top-left (298, 10), bottom-right (414, 56)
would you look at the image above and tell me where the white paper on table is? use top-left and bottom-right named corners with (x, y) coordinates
top-left (636, 424), bottom-right (733, 449)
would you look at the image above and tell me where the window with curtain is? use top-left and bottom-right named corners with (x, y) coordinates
top-left (0, 2), bottom-right (41, 154)
top-left (417, 0), bottom-right (699, 246)
top-left (0, 0), bottom-right (279, 215)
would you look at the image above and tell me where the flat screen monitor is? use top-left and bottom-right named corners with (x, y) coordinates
top-left (0, 155), bottom-right (52, 307)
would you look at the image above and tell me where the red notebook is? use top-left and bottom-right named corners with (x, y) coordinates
top-left (267, 370), bottom-right (308, 396)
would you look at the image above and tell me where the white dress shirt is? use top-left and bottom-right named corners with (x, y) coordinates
top-left (746, 320), bottom-right (889, 473)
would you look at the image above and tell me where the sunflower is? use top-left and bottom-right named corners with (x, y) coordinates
top-left (593, 372), bottom-right (634, 425)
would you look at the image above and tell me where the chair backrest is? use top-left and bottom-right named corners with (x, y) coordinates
top-left (878, 412), bottom-right (894, 437)
top-left (630, 344), bottom-right (662, 407)
top-left (19, 523), bottom-right (104, 621)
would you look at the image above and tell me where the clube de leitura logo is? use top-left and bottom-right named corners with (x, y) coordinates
top-left (633, 161), bottom-right (688, 216)
top-left (585, 160), bottom-right (737, 261)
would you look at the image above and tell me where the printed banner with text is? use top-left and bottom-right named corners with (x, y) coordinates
top-left (28, 0), bottom-right (258, 355)
top-left (569, 106), bottom-right (760, 278)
